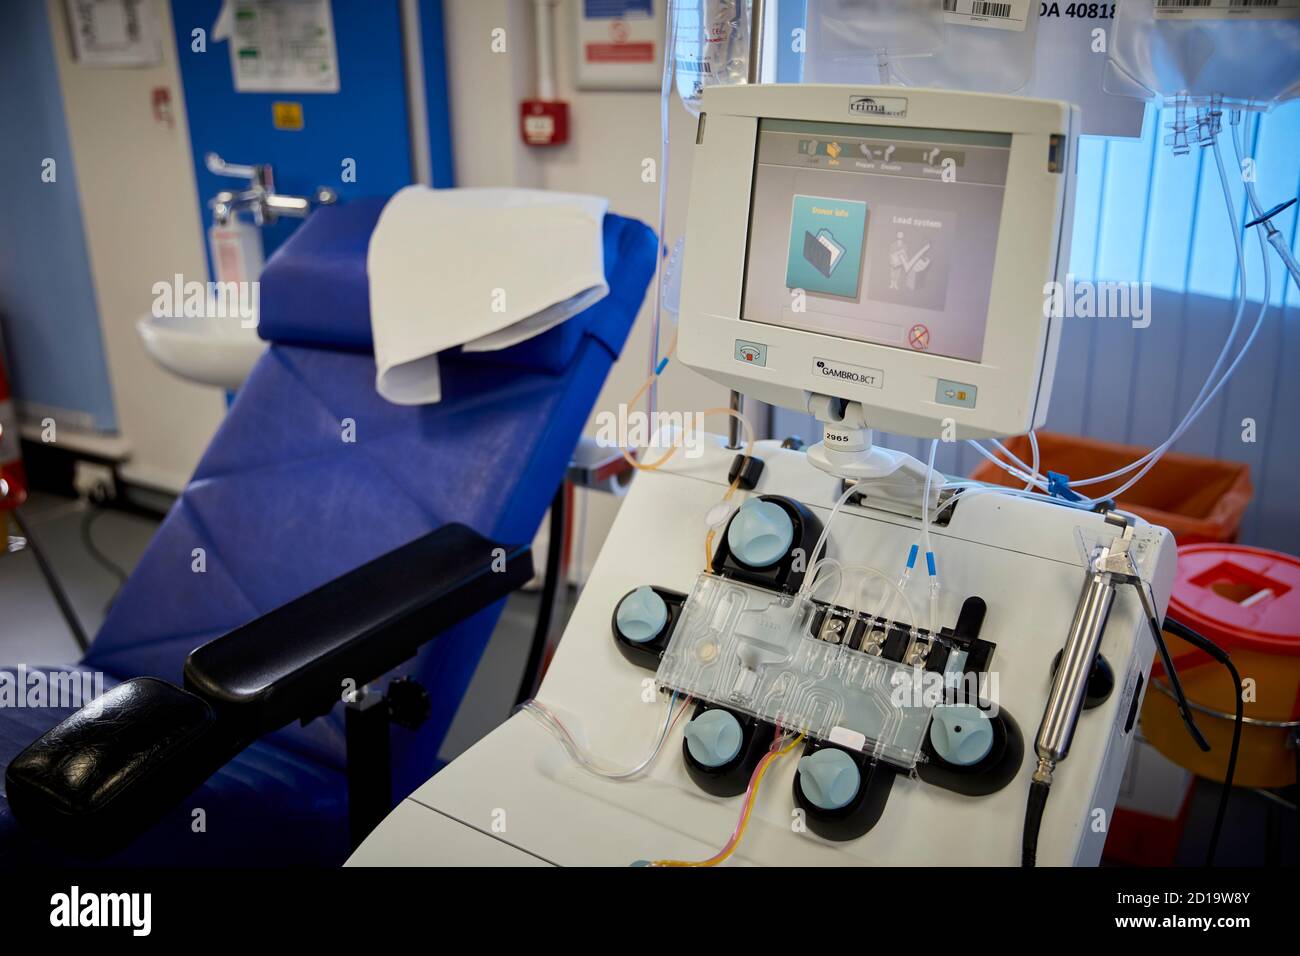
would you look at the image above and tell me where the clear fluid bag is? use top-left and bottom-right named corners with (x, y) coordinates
top-left (673, 0), bottom-right (751, 116)
top-left (1105, 0), bottom-right (1300, 112)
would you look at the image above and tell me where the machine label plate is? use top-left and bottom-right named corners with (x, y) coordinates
top-left (848, 94), bottom-right (908, 118)
top-left (813, 357), bottom-right (883, 389)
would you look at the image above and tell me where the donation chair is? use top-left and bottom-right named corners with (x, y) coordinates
top-left (0, 199), bottom-right (655, 865)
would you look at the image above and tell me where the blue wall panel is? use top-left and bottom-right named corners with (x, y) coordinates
top-left (0, 1), bottom-right (117, 431)
top-left (170, 0), bottom-right (418, 270)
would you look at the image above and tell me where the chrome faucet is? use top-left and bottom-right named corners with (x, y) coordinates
top-left (205, 153), bottom-right (338, 227)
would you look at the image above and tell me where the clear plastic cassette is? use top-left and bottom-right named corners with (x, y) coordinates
top-left (655, 573), bottom-right (945, 769)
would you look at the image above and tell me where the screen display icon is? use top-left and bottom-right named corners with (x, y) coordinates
top-left (784, 195), bottom-right (868, 299)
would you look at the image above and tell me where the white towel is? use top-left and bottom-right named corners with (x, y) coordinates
top-left (367, 186), bottom-right (609, 405)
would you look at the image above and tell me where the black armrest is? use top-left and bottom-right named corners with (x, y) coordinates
top-left (5, 678), bottom-right (229, 856)
top-left (185, 523), bottom-right (531, 735)
top-left (5, 523), bottom-right (531, 856)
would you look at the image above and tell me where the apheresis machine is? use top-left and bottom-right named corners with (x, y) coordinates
top-left (349, 82), bottom-right (1215, 867)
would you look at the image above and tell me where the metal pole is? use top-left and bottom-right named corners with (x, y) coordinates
top-left (345, 687), bottom-right (393, 849)
top-left (726, 0), bottom-right (767, 451)
top-left (516, 484), bottom-right (567, 704)
top-left (399, 0), bottom-right (434, 186)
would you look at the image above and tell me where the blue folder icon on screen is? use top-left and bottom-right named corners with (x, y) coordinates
top-left (803, 228), bottom-right (847, 278)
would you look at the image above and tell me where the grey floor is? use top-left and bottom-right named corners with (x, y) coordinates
top-left (1, 492), bottom-right (155, 666)
top-left (1, 491), bottom-right (1293, 864)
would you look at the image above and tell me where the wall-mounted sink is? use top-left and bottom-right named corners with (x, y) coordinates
top-left (136, 312), bottom-right (267, 390)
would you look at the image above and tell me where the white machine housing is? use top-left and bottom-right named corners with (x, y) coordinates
top-left (350, 440), bottom-right (1176, 867)
top-left (679, 84), bottom-right (1079, 439)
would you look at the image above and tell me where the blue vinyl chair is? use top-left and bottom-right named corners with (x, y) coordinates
top-left (0, 199), bottom-right (655, 865)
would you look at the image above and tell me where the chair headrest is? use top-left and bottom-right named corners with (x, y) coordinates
top-left (258, 197), bottom-right (653, 375)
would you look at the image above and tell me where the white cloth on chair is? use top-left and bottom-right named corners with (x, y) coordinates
top-left (367, 185), bottom-right (609, 405)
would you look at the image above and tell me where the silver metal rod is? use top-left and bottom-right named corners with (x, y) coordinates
top-left (1035, 569), bottom-right (1117, 769)
top-left (747, 0), bottom-right (767, 85)
top-left (725, 0), bottom-right (767, 452)
top-left (399, 0), bottom-right (434, 186)
top-left (726, 390), bottom-right (743, 449)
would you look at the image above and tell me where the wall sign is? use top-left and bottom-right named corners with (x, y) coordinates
top-left (65, 0), bottom-right (162, 67)
top-left (213, 0), bottom-right (340, 93)
top-left (574, 0), bottom-right (664, 91)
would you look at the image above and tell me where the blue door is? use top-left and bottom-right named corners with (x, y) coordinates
top-left (170, 0), bottom-right (454, 269)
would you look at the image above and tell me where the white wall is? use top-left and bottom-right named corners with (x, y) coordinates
top-left (47, 0), bottom-right (224, 492)
top-left (442, 0), bottom-right (732, 577)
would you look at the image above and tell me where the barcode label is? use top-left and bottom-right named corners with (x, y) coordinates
top-left (673, 58), bottom-right (713, 75)
top-left (942, 0), bottom-right (1028, 31)
top-left (1156, 0), bottom-right (1298, 17)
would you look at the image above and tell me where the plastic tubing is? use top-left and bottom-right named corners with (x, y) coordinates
top-left (843, 564), bottom-right (918, 634)
top-left (646, 729), bottom-right (804, 867)
top-left (971, 130), bottom-right (1248, 493)
top-left (920, 439), bottom-right (941, 636)
top-left (982, 436), bottom-right (1045, 492)
top-left (931, 481), bottom-right (1096, 523)
top-left (801, 480), bottom-right (867, 596)
top-left (647, 0), bottom-right (677, 420)
top-left (522, 692), bottom-right (690, 780)
top-left (972, 127), bottom-right (1263, 502)
top-left (1231, 114), bottom-right (1300, 293)
top-left (1026, 432), bottom-right (1040, 493)
top-left (808, 558), bottom-right (918, 634)
top-left (920, 438), bottom-right (938, 559)
top-left (967, 438), bottom-right (1046, 490)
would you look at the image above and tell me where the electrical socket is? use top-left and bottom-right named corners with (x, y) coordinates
top-left (73, 460), bottom-right (116, 503)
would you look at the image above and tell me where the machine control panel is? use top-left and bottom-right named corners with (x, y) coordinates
top-left (612, 493), bottom-right (1026, 843)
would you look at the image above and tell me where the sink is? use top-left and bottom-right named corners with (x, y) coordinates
top-left (136, 311), bottom-right (267, 390)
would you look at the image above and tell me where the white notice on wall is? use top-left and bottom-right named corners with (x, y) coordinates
top-left (65, 0), bottom-right (162, 67)
top-left (217, 0), bottom-right (340, 94)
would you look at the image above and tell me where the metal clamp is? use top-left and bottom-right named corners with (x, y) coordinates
top-left (1034, 512), bottom-right (1206, 786)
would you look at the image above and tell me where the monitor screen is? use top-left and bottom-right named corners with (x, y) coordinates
top-left (740, 119), bottom-right (1011, 363)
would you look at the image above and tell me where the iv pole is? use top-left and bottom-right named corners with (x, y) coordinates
top-left (728, 0), bottom-right (768, 449)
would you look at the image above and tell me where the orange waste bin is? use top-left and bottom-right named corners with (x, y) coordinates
top-left (1143, 544), bottom-right (1300, 789)
top-left (968, 432), bottom-right (1252, 544)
